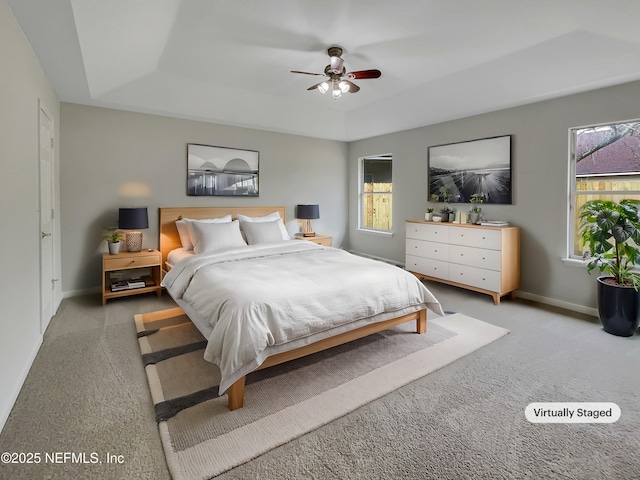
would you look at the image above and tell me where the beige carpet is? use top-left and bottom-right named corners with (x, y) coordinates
top-left (134, 308), bottom-right (509, 480)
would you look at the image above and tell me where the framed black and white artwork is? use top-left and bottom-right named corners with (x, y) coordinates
top-left (187, 144), bottom-right (259, 196)
top-left (428, 135), bottom-right (512, 204)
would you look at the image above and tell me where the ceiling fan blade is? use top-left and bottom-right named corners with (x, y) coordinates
top-left (346, 69), bottom-right (381, 80)
top-left (343, 80), bottom-right (360, 93)
top-left (291, 70), bottom-right (325, 76)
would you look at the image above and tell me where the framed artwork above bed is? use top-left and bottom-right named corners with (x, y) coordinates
top-left (187, 144), bottom-right (259, 196)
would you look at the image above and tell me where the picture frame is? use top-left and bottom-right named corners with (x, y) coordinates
top-left (187, 144), bottom-right (259, 196)
top-left (428, 135), bottom-right (512, 204)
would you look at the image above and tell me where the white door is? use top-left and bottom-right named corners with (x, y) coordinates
top-left (39, 105), bottom-right (55, 333)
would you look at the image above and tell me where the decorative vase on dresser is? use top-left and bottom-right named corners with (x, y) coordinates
top-left (405, 220), bottom-right (520, 304)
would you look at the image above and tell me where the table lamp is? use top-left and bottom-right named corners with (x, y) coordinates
top-left (118, 207), bottom-right (148, 252)
top-left (296, 204), bottom-right (319, 237)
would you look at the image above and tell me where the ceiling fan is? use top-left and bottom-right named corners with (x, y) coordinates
top-left (291, 46), bottom-right (381, 99)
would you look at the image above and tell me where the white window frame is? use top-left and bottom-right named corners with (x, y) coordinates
top-left (566, 118), bottom-right (640, 263)
top-left (358, 154), bottom-right (393, 235)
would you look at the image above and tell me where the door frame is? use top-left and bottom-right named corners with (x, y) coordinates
top-left (39, 100), bottom-right (56, 334)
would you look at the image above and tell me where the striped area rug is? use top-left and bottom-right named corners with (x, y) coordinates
top-left (134, 308), bottom-right (509, 479)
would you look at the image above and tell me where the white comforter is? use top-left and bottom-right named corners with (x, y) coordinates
top-left (162, 241), bottom-right (443, 393)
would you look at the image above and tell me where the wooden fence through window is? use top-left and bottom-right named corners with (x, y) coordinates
top-left (363, 182), bottom-right (392, 230)
top-left (573, 178), bottom-right (640, 255)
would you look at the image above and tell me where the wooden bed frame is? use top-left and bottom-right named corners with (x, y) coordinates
top-left (159, 206), bottom-right (427, 410)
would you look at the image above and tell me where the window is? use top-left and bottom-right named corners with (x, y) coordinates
top-left (359, 154), bottom-right (392, 233)
top-left (568, 119), bottom-right (640, 259)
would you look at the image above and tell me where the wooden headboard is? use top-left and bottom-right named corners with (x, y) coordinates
top-left (159, 206), bottom-right (286, 271)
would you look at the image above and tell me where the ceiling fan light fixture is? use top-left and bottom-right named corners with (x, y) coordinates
top-left (292, 45), bottom-right (381, 99)
top-left (332, 80), bottom-right (342, 99)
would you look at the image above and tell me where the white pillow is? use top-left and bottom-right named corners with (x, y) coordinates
top-left (190, 220), bottom-right (247, 254)
top-left (175, 219), bottom-right (194, 250)
top-left (241, 219), bottom-right (287, 245)
top-left (237, 212), bottom-right (290, 241)
top-left (176, 215), bottom-right (232, 251)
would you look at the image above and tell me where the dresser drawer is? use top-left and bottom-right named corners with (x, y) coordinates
top-left (406, 223), bottom-right (450, 243)
top-left (449, 264), bottom-right (501, 291)
top-left (406, 255), bottom-right (449, 280)
top-left (406, 238), bottom-right (450, 261)
top-left (104, 254), bottom-right (160, 270)
top-left (450, 245), bottom-right (501, 271)
top-left (449, 227), bottom-right (501, 250)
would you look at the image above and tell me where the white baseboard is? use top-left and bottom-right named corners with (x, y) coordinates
top-left (62, 286), bottom-right (101, 299)
top-left (512, 291), bottom-right (598, 317)
top-left (0, 335), bottom-right (42, 433)
top-left (349, 250), bottom-right (403, 266)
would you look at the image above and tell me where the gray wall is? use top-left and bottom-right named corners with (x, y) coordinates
top-left (349, 80), bottom-right (640, 312)
top-left (0, 1), bottom-right (60, 429)
top-left (60, 104), bottom-right (348, 294)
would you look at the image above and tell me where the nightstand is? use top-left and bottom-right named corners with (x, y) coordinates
top-left (102, 249), bottom-right (162, 305)
top-left (295, 234), bottom-right (332, 247)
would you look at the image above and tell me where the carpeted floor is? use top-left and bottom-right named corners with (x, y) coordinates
top-left (1, 282), bottom-right (639, 479)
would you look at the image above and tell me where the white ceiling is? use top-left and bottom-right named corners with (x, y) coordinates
top-left (8, 0), bottom-right (640, 141)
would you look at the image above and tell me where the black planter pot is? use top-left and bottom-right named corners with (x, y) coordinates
top-left (597, 276), bottom-right (640, 337)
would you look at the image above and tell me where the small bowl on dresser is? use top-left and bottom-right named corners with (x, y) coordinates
top-left (432, 216), bottom-right (442, 222)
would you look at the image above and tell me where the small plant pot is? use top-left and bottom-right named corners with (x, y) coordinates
top-left (425, 213), bottom-right (433, 221)
top-left (108, 241), bottom-right (121, 255)
top-left (469, 212), bottom-right (480, 224)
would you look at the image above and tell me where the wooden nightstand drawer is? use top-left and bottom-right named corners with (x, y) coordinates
top-left (295, 234), bottom-right (332, 247)
top-left (104, 252), bottom-right (160, 270)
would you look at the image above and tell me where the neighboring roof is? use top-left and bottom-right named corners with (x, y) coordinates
top-left (576, 130), bottom-right (640, 176)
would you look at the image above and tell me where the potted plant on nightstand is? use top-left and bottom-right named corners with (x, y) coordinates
top-left (579, 199), bottom-right (640, 336)
top-left (469, 193), bottom-right (484, 224)
top-left (103, 226), bottom-right (122, 255)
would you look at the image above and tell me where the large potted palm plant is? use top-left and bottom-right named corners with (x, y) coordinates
top-left (579, 199), bottom-right (640, 336)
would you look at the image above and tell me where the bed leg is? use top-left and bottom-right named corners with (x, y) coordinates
top-left (416, 309), bottom-right (427, 334)
top-left (228, 376), bottom-right (246, 411)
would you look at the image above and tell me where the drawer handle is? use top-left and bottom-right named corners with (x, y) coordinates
top-left (460, 253), bottom-right (463, 256)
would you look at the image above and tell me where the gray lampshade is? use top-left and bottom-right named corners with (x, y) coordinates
top-left (296, 204), bottom-right (320, 220)
top-left (118, 207), bottom-right (148, 230)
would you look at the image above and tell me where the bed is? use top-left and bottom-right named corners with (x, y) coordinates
top-left (159, 206), bottom-right (443, 410)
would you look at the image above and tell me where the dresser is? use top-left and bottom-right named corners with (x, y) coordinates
top-left (405, 220), bottom-right (520, 304)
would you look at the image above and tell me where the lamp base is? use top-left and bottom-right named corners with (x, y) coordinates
top-left (126, 232), bottom-right (143, 252)
top-left (302, 232), bottom-right (316, 237)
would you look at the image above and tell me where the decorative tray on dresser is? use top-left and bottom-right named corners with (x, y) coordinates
top-left (405, 220), bottom-right (520, 304)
